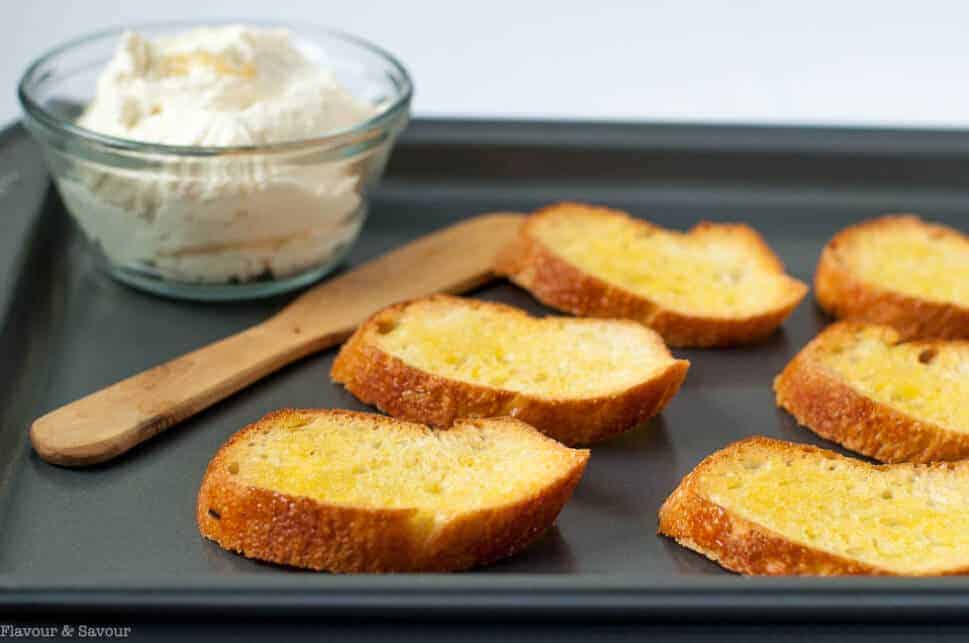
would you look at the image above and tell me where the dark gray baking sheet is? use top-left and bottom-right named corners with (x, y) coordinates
top-left (1, 119), bottom-right (968, 620)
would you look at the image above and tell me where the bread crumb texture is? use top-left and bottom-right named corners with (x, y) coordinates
top-left (839, 218), bottom-right (968, 305)
top-left (374, 297), bottom-right (672, 398)
top-left (698, 439), bottom-right (969, 574)
top-left (529, 207), bottom-right (795, 317)
top-left (229, 412), bottom-right (582, 515)
top-left (818, 326), bottom-right (969, 432)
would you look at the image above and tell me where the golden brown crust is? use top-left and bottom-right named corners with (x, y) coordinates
top-left (197, 409), bottom-right (589, 573)
top-left (774, 322), bottom-right (969, 463)
top-left (330, 296), bottom-right (690, 446)
top-left (815, 215), bottom-right (969, 340)
top-left (658, 436), bottom-right (969, 576)
top-left (493, 202), bottom-right (808, 348)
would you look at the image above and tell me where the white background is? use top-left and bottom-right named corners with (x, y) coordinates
top-left (5, 0), bottom-right (969, 129)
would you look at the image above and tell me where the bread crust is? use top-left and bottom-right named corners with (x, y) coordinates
top-left (493, 203), bottom-right (808, 348)
top-left (815, 215), bottom-right (969, 340)
top-left (658, 436), bottom-right (969, 576)
top-left (197, 409), bottom-right (589, 573)
top-left (330, 296), bottom-right (690, 446)
top-left (775, 322), bottom-right (969, 463)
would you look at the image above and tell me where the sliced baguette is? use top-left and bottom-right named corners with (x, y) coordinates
top-left (493, 202), bottom-right (808, 347)
top-left (197, 409), bottom-right (589, 573)
top-left (774, 322), bottom-right (969, 463)
top-left (659, 436), bottom-right (969, 576)
top-left (331, 295), bottom-right (689, 445)
top-left (815, 215), bottom-right (969, 340)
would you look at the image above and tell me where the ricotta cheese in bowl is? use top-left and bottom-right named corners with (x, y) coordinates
top-left (19, 23), bottom-right (411, 299)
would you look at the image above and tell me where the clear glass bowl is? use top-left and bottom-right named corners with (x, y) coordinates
top-left (18, 21), bottom-right (412, 301)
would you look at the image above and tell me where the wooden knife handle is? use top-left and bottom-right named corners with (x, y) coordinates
top-left (30, 213), bottom-right (524, 466)
top-left (30, 322), bottom-right (329, 467)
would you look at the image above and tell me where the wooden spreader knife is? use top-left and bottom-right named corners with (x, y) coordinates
top-left (30, 213), bottom-right (523, 467)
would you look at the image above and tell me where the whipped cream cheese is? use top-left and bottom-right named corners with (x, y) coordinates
top-left (59, 25), bottom-right (379, 284)
top-left (79, 26), bottom-right (373, 146)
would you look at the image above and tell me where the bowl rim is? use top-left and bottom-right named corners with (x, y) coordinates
top-left (17, 19), bottom-right (413, 157)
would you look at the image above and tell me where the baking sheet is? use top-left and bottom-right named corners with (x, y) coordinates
top-left (1, 119), bottom-right (968, 619)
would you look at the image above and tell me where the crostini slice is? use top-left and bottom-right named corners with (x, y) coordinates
top-left (815, 215), bottom-right (969, 340)
top-left (660, 436), bottom-right (969, 575)
top-left (775, 322), bottom-right (969, 463)
top-left (197, 410), bottom-right (589, 573)
top-left (331, 295), bottom-right (689, 445)
top-left (494, 202), bottom-right (808, 347)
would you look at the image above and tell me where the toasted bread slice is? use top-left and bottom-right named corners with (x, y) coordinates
top-left (815, 215), bottom-right (969, 340)
top-left (775, 322), bottom-right (969, 463)
top-left (493, 202), bottom-right (808, 347)
top-left (659, 436), bottom-right (969, 576)
top-left (331, 295), bottom-right (689, 445)
top-left (197, 409), bottom-right (589, 572)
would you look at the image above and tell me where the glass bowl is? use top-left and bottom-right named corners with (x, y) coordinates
top-left (18, 21), bottom-right (412, 301)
